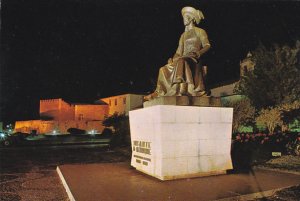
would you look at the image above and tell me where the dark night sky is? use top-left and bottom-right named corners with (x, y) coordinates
top-left (1, 0), bottom-right (300, 123)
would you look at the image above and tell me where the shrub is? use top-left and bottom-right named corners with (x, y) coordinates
top-left (67, 128), bottom-right (86, 135)
top-left (224, 98), bottom-right (255, 132)
top-left (101, 128), bottom-right (113, 137)
top-left (102, 113), bottom-right (130, 148)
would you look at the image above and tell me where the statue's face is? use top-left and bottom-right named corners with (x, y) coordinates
top-left (183, 13), bottom-right (194, 26)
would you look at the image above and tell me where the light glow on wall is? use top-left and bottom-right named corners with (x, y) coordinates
top-left (88, 129), bottom-right (98, 135)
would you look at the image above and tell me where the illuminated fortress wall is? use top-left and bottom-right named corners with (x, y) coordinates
top-left (74, 105), bottom-right (108, 121)
top-left (39, 98), bottom-right (75, 121)
top-left (15, 120), bottom-right (105, 134)
top-left (15, 98), bottom-right (108, 134)
top-left (39, 99), bottom-right (61, 120)
top-left (59, 99), bottom-right (76, 120)
top-left (15, 94), bottom-right (143, 134)
top-left (15, 120), bottom-right (42, 133)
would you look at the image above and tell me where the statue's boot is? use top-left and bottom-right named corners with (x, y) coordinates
top-left (178, 83), bottom-right (188, 96)
top-left (190, 85), bottom-right (206, 97)
top-left (195, 91), bottom-right (206, 96)
top-left (188, 84), bottom-right (196, 96)
top-left (143, 91), bottom-right (158, 101)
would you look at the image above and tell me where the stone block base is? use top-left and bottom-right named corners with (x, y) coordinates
top-left (129, 105), bottom-right (233, 181)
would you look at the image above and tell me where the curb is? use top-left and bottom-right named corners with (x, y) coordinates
top-left (254, 166), bottom-right (300, 175)
top-left (56, 166), bottom-right (76, 201)
top-left (214, 186), bottom-right (293, 201)
top-left (215, 167), bottom-right (300, 201)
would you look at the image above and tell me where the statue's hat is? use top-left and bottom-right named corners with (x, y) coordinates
top-left (181, 6), bottom-right (204, 24)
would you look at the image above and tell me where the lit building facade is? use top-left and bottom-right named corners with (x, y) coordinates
top-left (100, 94), bottom-right (144, 116)
top-left (14, 94), bottom-right (143, 134)
top-left (15, 98), bottom-right (108, 134)
top-left (240, 52), bottom-right (255, 77)
top-left (210, 52), bottom-right (255, 98)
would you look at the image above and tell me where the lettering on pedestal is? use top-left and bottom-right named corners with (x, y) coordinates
top-left (133, 140), bottom-right (151, 166)
top-left (133, 140), bottom-right (151, 155)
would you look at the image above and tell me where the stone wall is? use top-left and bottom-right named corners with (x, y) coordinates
top-left (59, 99), bottom-right (75, 121)
top-left (14, 120), bottom-right (105, 134)
top-left (40, 99), bottom-right (61, 120)
top-left (39, 98), bottom-right (75, 121)
top-left (15, 95), bottom-right (143, 134)
top-left (74, 105), bottom-right (108, 121)
top-left (210, 82), bottom-right (237, 97)
top-left (15, 120), bottom-right (42, 133)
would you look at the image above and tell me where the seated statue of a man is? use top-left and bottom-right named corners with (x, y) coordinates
top-left (145, 6), bottom-right (211, 101)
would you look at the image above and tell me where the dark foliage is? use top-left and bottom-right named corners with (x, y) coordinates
top-left (67, 128), bottom-right (86, 135)
top-left (102, 113), bottom-right (130, 148)
top-left (236, 41), bottom-right (300, 109)
top-left (231, 132), bottom-right (300, 171)
top-left (101, 128), bottom-right (113, 137)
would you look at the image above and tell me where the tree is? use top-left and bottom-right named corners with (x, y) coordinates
top-left (102, 113), bottom-right (130, 147)
top-left (224, 98), bottom-right (255, 132)
top-left (102, 113), bottom-right (129, 133)
top-left (279, 100), bottom-right (300, 131)
top-left (256, 107), bottom-right (283, 133)
top-left (236, 41), bottom-right (300, 109)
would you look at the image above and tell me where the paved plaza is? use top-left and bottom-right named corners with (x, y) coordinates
top-left (58, 162), bottom-right (300, 201)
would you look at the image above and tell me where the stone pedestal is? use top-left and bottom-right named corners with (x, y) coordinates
top-left (143, 96), bottom-right (222, 108)
top-left (129, 105), bottom-right (233, 181)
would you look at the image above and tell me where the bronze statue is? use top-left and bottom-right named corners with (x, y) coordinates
top-left (145, 6), bottom-right (210, 101)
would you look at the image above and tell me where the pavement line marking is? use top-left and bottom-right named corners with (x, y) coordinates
top-left (56, 166), bottom-right (76, 201)
top-left (227, 191), bottom-right (242, 196)
top-left (214, 185), bottom-right (295, 201)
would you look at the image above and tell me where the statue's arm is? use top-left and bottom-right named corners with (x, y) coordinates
top-left (173, 34), bottom-right (184, 60)
top-left (197, 29), bottom-right (211, 57)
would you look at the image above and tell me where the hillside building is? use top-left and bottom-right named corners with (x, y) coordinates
top-left (210, 52), bottom-right (255, 100)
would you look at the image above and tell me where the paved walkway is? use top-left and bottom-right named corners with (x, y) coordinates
top-left (57, 163), bottom-right (300, 201)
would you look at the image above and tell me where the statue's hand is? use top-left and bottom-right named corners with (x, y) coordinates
top-left (181, 54), bottom-right (198, 63)
top-left (187, 52), bottom-right (199, 58)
